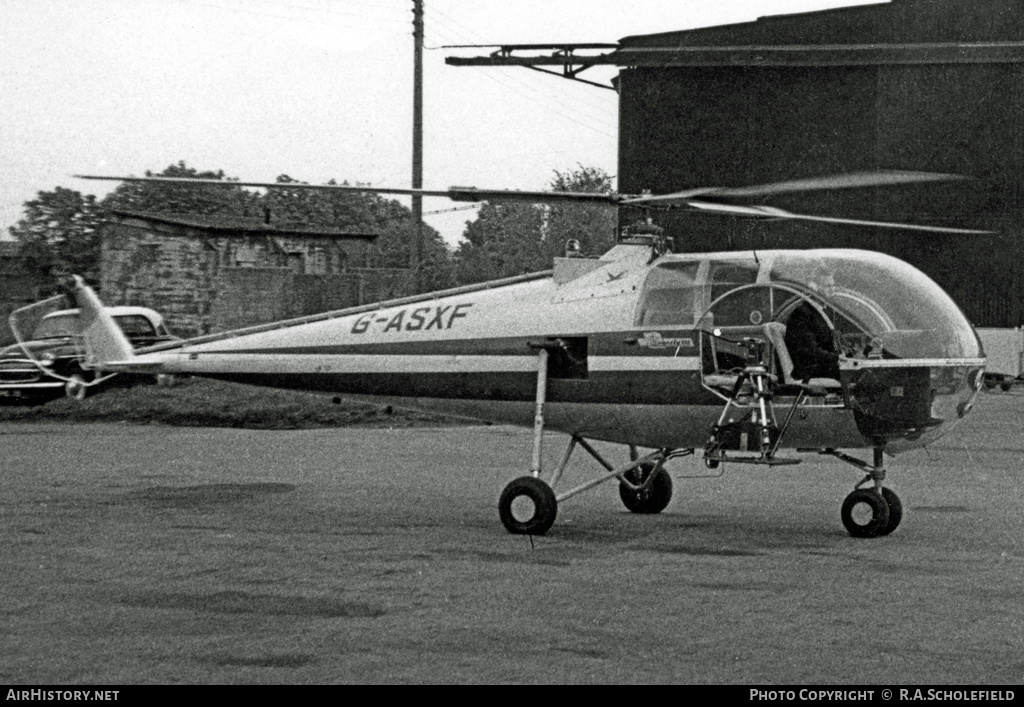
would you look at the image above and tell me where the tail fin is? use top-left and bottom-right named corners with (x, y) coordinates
top-left (72, 276), bottom-right (135, 368)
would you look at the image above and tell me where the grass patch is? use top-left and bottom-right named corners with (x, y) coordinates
top-left (0, 376), bottom-right (467, 429)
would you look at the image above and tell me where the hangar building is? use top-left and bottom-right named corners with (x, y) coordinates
top-left (452, 0), bottom-right (1024, 327)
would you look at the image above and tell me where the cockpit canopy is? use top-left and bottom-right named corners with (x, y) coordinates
top-left (635, 249), bottom-right (981, 361)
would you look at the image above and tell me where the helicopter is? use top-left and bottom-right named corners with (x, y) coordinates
top-left (72, 170), bottom-right (987, 538)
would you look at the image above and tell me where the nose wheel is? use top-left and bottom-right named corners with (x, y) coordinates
top-left (828, 448), bottom-right (903, 538)
top-left (841, 489), bottom-right (889, 537)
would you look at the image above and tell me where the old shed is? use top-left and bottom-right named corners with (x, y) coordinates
top-left (101, 211), bottom-right (412, 337)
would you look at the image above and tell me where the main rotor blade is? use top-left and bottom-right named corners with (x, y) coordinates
top-left (73, 175), bottom-right (618, 204)
top-left (74, 175), bottom-right (457, 199)
top-left (444, 187), bottom-right (616, 203)
top-left (619, 187), bottom-right (728, 205)
top-left (686, 200), bottom-right (992, 234)
top-left (73, 170), bottom-right (976, 216)
top-left (707, 170), bottom-right (968, 199)
top-left (620, 170), bottom-right (969, 206)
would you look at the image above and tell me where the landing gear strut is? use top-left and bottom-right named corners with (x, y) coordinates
top-left (618, 462), bottom-right (673, 514)
top-left (496, 440), bottom-right (685, 535)
top-left (497, 345), bottom-right (685, 535)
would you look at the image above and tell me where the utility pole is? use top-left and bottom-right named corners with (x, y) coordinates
top-left (411, 0), bottom-right (424, 289)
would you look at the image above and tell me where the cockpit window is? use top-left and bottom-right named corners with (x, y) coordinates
top-left (710, 261), bottom-right (759, 301)
top-left (635, 261), bottom-right (701, 326)
top-left (770, 251), bottom-right (981, 360)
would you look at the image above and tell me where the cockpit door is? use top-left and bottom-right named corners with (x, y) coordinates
top-left (697, 279), bottom-right (841, 396)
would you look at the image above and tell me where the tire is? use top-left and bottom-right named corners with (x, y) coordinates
top-left (841, 488), bottom-right (891, 538)
top-left (64, 373), bottom-right (89, 402)
top-left (498, 476), bottom-right (557, 535)
top-left (879, 487), bottom-right (903, 536)
top-left (618, 463), bottom-right (673, 514)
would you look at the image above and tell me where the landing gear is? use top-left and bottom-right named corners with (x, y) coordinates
top-left (498, 436), bottom-right (682, 535)
top-left (618, 463), bottom-right (673, 514)
top-left (879, 487), bottom-right (903, 536)
top-left (841, 489), bottom-right (890, 538)
top-left (827, 448), bottom-right (902, 538)
top-left (497, 344), bottom-right (684, 535)
top-left (498, 477), bottom-right (557, 535)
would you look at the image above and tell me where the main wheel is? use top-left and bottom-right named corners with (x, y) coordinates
top-left (841, 489), bottom-right (891, 538)
top-left (64, 373), bottom-right (89, 402)
top-left (618, 463), bottom-right (673, 514)
top-left (879, 487), bottom-right (903, 536)
top-left (498, 476), bottom-right (557, 535)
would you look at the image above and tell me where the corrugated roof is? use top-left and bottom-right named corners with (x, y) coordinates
top-left (110, 210), bottom-right (378, 240)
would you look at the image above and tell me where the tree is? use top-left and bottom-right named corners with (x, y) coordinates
top-left (101, 161), bottom-right (259, 217)
top-left (10, 161), bottom-right (460, 298)
top-left (453, 166), bottom-right (617, 285)
top-left (455, 201), bottom-right (546, 284)
top-left (8, 187), bottom-right (103, 292)
top-left (105, 164), bottom-right (455, 293)
top-left (546, 165), bottom-right (617, 259)
top-left (263, 175), bottom-right (455, 292)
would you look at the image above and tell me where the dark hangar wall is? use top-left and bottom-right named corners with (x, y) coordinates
top-left (615, 0), bottom-right (1024, 327)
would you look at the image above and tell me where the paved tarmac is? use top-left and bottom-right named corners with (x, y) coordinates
top-left (1, 393), bottom-right (1022, 684)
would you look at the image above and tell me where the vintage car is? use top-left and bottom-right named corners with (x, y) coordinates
top-left (0, 306), bottom-right (177, 401)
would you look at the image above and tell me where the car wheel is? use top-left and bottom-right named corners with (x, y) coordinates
top-left (64, 373), bottom-right (89, 402)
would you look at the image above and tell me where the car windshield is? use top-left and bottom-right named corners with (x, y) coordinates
top-left (32, 314), bottom-right (79, 339)
top-left (114, 315), bottom-right (157, 337)
top-left (31, 313), bottom-right (157, 340)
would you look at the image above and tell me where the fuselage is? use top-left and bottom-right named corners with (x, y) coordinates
top-left (90, 245), bottom-right (985, 453)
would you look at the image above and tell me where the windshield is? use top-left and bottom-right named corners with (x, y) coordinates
top-left (770, 251), bottom-right (981, 360)
top-left (635, 261), bottom-right (702, 326)
top-left (32, 314), bottom-right (80, 339)
top-left (32, 313), bottom-right (158, 340)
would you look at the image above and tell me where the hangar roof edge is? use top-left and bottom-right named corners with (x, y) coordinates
top-left (617, 0), bottom-right (1023, 51)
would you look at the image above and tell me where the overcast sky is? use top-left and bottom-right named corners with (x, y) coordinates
top-left (1, 0), bottom-right (886, 244)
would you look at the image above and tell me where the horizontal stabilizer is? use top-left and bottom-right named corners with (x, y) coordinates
top-left (72, 276), bottom-right (135, 369)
